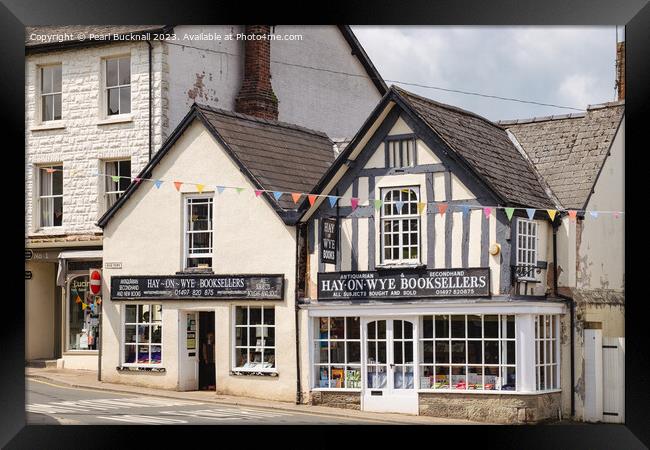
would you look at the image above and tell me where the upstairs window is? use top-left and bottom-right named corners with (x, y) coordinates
top-left (39, 165), bottom-right (63, 228)
top-left (516, 219), bottom-right (538, 280)
top-left (387, 138), bottom-right (415, 168)
top-left (40, 65), bottom-right (62, 121)
top-left (184, 196), bottom-right (213, 270)
top-left (380, 187), bottom-right (420, 264)
top-left (104, 159), bottom-right (131, 210)
top-left (105, 56), bottom-right (131, 115)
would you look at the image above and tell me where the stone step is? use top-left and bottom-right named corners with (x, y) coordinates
top-left (26, 359), bottom-right (59, 369)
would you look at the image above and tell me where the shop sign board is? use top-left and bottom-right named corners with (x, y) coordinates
top-left (320, 217), bottom-right (338, 264)
top-left (111, 274), bottom-right (285, 300)
top-left (317, 267), bottom-right (491, 301)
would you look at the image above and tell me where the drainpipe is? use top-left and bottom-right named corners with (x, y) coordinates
top-left (552, 218), bottom-right (575, 418)
top-left (146, 40), bottom-right (153, 161)
top-left (293, 223), bottom-right (305, 405)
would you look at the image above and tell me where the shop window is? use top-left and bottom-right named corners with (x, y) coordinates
top-left (67, 274), bottom-right (100, 351)
top-left (40, 64), bottom-right (62, 122)
top-left (380, 187), bottom-right (420, 264)
top-left (123, 304), bottom-right (162, 366)
top-left (516, 219), bottom-right (538, 280)
top-left (233, 306), bottom-right (276, 373)
top-left (184, 195), bottom-right (213, 270)
top-left (105, 56), bottom-right (131, 115)
top-left (386, 138), bottom-right (415, 168)
top-left (104, 159), bottom-right (131, 210)
top-left (313, 317), bottom-right (362, 389)
top-left (535, 314), bottom-right (559, 390)
top-left (38, 165), bottom-right (63, 228)
top-left (419, 314), bottom-right (516, 391)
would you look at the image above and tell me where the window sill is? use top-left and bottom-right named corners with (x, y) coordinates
top-left (29, 227), bottom-right (66, 236)
top-left (31, 121), bottom-right (66, 131)
top-left (312, 388), bottom-right (361, 392)
top-left (117, 365), bottom-right (166, 373)
top-left (97, 114), bottom-right (133, 126)
top-left (375, 263), bottom-right (424, 270)
top-left (62, 350), bottom-right (98, 355)
top-left (230, 370), bottom-right (278, 377)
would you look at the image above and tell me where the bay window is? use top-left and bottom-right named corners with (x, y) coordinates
top-left (313, 317), bottom-right (362, 389)
top-left (233, 306), bottom-right (276, 372)
top-left (380, 187), bottom-right (420, 264)
top-left (535, 314), bottom-right (560, 390)
top-left (123, 304), bottom-right (162, 366)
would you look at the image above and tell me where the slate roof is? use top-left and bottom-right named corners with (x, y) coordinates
top-left (392, 86), bottom-right (556, 208)
top-left (499, 101), bottom-right (624, 210)
top-left (97, 103), bottom-right (334, 227)
top-left (198, 105), bottom-right (335, 211)
top-left (25, 25), bottom-right (170, 51)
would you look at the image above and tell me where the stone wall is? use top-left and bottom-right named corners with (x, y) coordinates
top-left (310, 391), bottom-right (361, 410)
top-left (419, 392), bottom-right (562, 424)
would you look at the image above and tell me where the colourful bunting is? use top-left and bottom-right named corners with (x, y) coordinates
top-left (590, 211), bottom-right (599, 219)
top-left (216, 186), bottom-right (225, 194)
top-left (547, 209), bottom-right (557, 221)
top-left (154, 180), bottom-right (163, 189)
top-left (196, 184), bottom-right (205, 193)
top-left (273, 191), bottom-right (283, 201)
top-left (374, 199), bottom-right (383, 210)
top-left (526, 208), bottom-right (535, 220)
top-left (254, 190), bottom-right (263, 197)
top-left (328, 196), bottom-right (338, 208)
top-left (308, 195), bottom-right (317, 206)
top-left (351, 198), bottom-right (359, 211)
top-left (75, 295), bottom-right (82, 304)
top-left (81, 303), bottom-right (87, 310)
top-left (395, 200), bottom-right (405, 213)
top-left (505, 207), bottom-right (515, 221)
top-left (417, 202), bottom-right (426, 215)
top-left (111, 175), bottom-right (120, 183)
top-left (568, 210), bottom-right (577, 220)
top-left (96, 298), bottom-right (102, 305)
top-left (173, 181), bottom-right (183, 191)
top-left (460, 205), bottom-right (470, 217)
top-left (133, 177), bottom-right (142, 184)
top-left (45, 168), bottom-right (56, 174)
top-left (438, 203), bottom-right (448, 216)
top-left (236, 187), bottom-right (245, 194)
top-left (483, 207), bottom-right (492, 219)
top-left (291, 193), bottom-right (302, 204)
top-left (614, 212), bottom-right (620, 219)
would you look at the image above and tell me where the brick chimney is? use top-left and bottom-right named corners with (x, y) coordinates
top-left (616, 41), bottom-right (625, 100)
top-left (235, 25), bottom-right (279, 120)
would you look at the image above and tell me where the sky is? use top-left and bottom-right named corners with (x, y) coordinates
top-left (351, 26), bottom-right (620, 121)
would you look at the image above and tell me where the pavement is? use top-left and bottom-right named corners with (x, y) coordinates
top-left (25, 367), bottom-right (482, 425)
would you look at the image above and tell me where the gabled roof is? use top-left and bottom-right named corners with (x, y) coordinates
top-left (499, 101), bottom-right (624, 210)
top-left (299, 85), bottom-right (556, 219)
top-left (97, 104), bottom-right (334, 228)
top-left (337, 25), bottom-right (388, 95)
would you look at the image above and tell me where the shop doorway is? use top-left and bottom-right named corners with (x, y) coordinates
top-left (362, 318), bottom-right (419, 414)
top-left (198, 311), bottom-right (216, 391)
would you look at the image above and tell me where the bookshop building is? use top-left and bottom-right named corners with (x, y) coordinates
top-left (296, 87), bottom-right (569, 423)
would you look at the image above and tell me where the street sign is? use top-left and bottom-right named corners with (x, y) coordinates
top-left (25, 249), bottom-right (33, 260)
top-left (90, 269), bottom-right (102, 295)
top-left (25, 271), bottom-right (32, 280)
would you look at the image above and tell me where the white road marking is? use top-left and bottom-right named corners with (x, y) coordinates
top-left (26, 396), bottom-right (204, 414)
top-left (160, 407), bottom-right (291, 421)
top-left (96, 415), bottom-right (188, 424)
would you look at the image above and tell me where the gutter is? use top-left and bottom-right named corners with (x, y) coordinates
top-left (293, 223), bottom-right (305, 405)
top-left (552, 216), bottom-right (575, 419)
top-left (146, 40), bottom-right (153, 161)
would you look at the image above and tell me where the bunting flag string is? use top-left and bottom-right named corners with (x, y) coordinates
top-left (39, 167), bottom-right (625, 219)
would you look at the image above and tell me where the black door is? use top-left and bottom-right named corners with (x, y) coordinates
top-left (198, 311), bottom-right (216, 390)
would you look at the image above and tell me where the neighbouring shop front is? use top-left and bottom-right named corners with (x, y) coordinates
top-left (304, 268), bottom-right (565, 422)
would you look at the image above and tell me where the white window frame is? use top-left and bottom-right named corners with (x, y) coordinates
top-left (535, 314), bottom-right (560, 391)
top-left (313, 317), bottom-right (362, 390)
top-left (232, 306), bottom-right (277, 374)
top-left (103, 159), bottom-right (131, 212)
top-left (183, 194), bottom-right (214, 270)
top-left (37, 164), bottom-right (63, 229)
top-left (121, 304), bottom-right (163, 367)
top-left (516, 218), bottom-right (538, 281)
top-left (380, 186), bottom-right (421, 265)
top-left (104, 55), bottom-right (131, 116)
top-left (386, 138), bottom-right (416, 169)
top-left (39, 64), bottom-right (62, 123)
top-left (418, 314), bottom-right (517, 392)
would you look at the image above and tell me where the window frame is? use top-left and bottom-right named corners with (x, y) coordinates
top-left (418, 314), bottom-right (517, 392)
top-left (103, 55), bottom-right (132, 117)
top-left (183, 194), bottom-right (214, 270)
top-left (385, 135), bottom-right (417, 169)
top-left (37, 164), bottom-right (64, 229)
top-left (102, 158), bottom-right (132, 212)
top-left (232, 305), bottom-right (277, 374)
top-left (515, 218), bottom-right (539, 281)
top-left (379, 186), bottom-right (421, 265)
top-left (312, 316), bottom-right (362, 390)
top-left (535, 314), bottom-right (560, 391)
top-left (39, 64), bottom-right (63, 123)
top-left (121, 304), bottom-right (163, 367)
